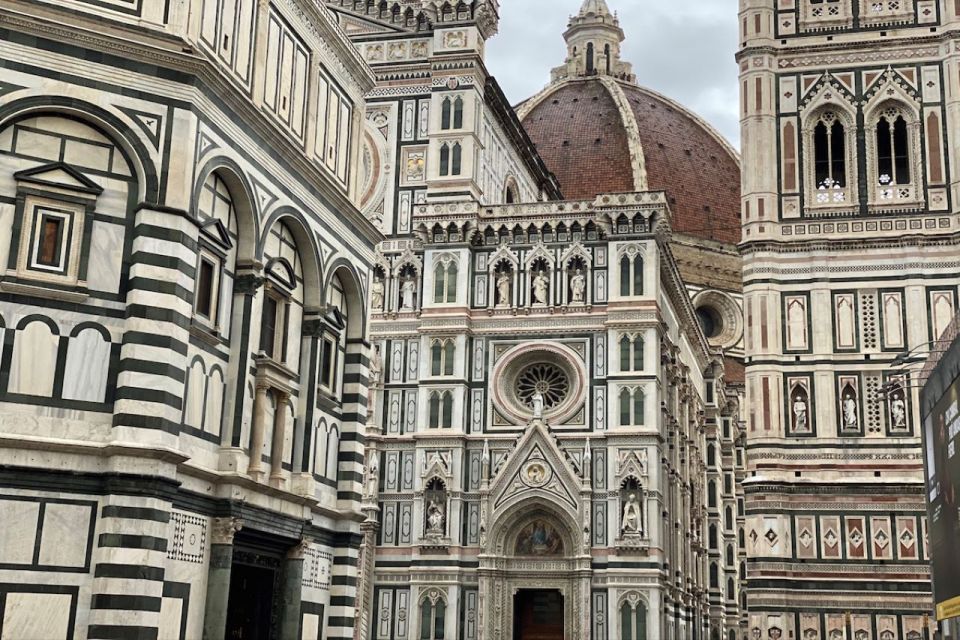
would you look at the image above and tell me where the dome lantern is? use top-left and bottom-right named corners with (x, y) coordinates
top-left (551, 0), bottom-right (635, 83)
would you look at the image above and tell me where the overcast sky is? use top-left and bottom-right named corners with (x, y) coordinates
top-left (485, 0), bottom-right (741, 149)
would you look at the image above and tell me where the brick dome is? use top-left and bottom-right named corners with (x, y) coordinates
top-left (519, 77), bottom-right (742, 245)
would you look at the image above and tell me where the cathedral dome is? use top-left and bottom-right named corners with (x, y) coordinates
top-left (517, 1), bottom-right (741, 245)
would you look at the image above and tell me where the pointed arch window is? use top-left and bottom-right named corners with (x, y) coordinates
top-left (451, 143), bottom-right (462, 175)
top-left (876, 107), bottom-right (910, 186)
top-left (813, 112), bottom-right (846, 189)
top-left (441, 97), bottom-right (452, 130)
top-left (430, 339), bottom-right (456, 377)
top-left (433, 258), bottom-right (458, 303)
top-left (619, 598), bottom-right (647, 640)
top-left (604, 44), bottom-right (611, 75)
top-left (619, 387), bottom-right (645, 426)
top-left (619, 251), bottom-right (643, 297)
top-left (439, 143), bottom-right (450, 176)
top-left (586, 42), bottom-right (595, 74)
top-left (453, 97), bottom-right (464, 129)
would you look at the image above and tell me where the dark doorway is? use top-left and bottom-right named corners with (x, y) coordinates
top-left (513, 589), bottom-right (564, 640)
top-left (225, 550), bottom-right (281, 640)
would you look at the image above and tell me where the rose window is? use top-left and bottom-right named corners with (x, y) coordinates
top-left (515, 363), bottom-right (569, 410)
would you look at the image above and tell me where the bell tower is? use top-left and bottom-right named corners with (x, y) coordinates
top-left (551, 0), bottom-right (635, 83)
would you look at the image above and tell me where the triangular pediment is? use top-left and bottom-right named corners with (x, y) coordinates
top-left (14, 162), bottom-right (103, 195)
top-left (200, 217), bottom-right (233, 249)
top-left (489, 419), bottom-right (583, 517)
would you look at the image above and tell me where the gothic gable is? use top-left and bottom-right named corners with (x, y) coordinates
top-left (488, 419), bottom-right (584, 521)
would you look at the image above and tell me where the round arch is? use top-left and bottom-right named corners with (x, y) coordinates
top-left (323, 257), bottom-right (368, 339)
top-left (257, 207), bottom-right (325, 311)
top-left (0, 96), bottom-right (157, 201)
top-left (192, 156), bottom-right (260, 264)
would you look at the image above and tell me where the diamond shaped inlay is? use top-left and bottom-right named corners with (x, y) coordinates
top-left (824, 529), bottom-right (839, 548)
top-left (899, 528), bottom-right (916, 547)
top-left (875, 529), bottom-right (890, 549)
top-left (765, 528), bottom-right (778, 546)
top-left (849, 527), bottom-right (864, 547)
top-left (798, 528), bottom-right (813, 548)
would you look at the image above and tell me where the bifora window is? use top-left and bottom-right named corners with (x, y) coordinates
top-left (419, 594), bottom-right (446, 640)
top-left (619, 334), bottom-right (644, 372)
top-left (619, 387), bottom-right (645, 426)
top-left (619, 251), bottom-right (643, 296)
top-left (620, 598), bottom-right (648, 640)
top-left (813, 111), bottom-right (846, 189)
top-left (431, 339), bottom-right (456, 377)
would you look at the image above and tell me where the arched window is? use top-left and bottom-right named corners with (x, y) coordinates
top-left (709, 524), bottom-right (718, 549)
top-left (604, 43), bottom-right (611, 75)
top-left (813, 111), bottom-right (846, 189)
top-left (195, 172), bottom-right (238, 330)
top-left (441, 97), bottom-right (452, 130)
top-left (738, 527), bottom-right (745, 549)
top-left (586, 42), bottom-right (595, 74)
top-left (709, 562), bottom-right (719, 589)
top-left (504, 181), bottom-right (517, 204)
top-left (708, 480), bottom-right (717, 508)
top-left (619, 387), bottom-right (645, 426)
top-left (619, 598), bottom-right (647, 640)
top-left (876, 107), bottom-right (910, 186)
top-left (619, 252), bottom-right (643, 296)
top-left (451, 143), bottom-right (462, 175)
top-left (706, 443), bottom-right (716, 466)
top-left (433, 259), bottom-right (458, 303)
top-left (430, 340), bottom-right (455, 376)
top-left (725, 506), bottom-right (734, 531)
top-left (439, 143), bottom-right (450, 176)
top-left (453, 97), bottom-right (464, 129)
top-left (419, 593), bottom-right (446, 640)
top-left (726, 544), bottom-right (735, 567)
top-left (726, 577), bottom-right (735, 600)
top-left (429, 391), bottom-right (453, 428)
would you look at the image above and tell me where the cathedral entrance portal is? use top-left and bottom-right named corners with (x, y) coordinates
top-left (512, 590), bottom-right (564, 640)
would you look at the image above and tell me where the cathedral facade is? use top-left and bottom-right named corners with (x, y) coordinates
top-left (739, 0), bottom-right (943, 636)
top-left (332, 1), bottom-right (748, 639)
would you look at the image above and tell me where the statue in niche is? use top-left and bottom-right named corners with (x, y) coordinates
top-left (371, 276), bottom-right (384, 311)
top-left (426, 499), bottom-right (445, 535)
top-left (400, 276), bottom-right (416, 311)
top-left (365, 451), bottom-right (380, 499)
top-left (515, 520), bottom-right (564, 556)
top-left (842, 390), bottom-right (858, 429)
top-left (792, 393), bottom-right (808, 433)
top-left (370, 345), bottom-right (383, 387)
top-left (890, 391), bottom-right (907, 428)
top-left (532, 270), bottom-right (549, 305)
top-left (621, 493), bottom-right (643, 535)
top-left (496, 271), bottom-right (512, 307)
top-left (532, 390), bottom-right (545, 419)
top-left (570, 268), bottom-right (586, 304)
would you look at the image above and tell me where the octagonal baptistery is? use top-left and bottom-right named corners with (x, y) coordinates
top-left (517, 0), bottom-right (746, 371)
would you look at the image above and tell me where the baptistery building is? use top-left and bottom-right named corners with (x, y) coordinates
top-left (325, 1), bottom-right (748, 638)
top-left (0, 1), bottom-right (380, 639)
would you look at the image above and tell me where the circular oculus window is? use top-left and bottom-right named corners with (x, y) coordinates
top-left (490, 342), bottom-right (586, 425)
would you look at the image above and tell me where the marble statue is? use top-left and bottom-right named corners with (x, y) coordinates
top-left (532, 390), bottom-right (545, 418)
top-left (427, 499), bottom-right (445, 535)
top-left (891, 395), bottom-right (906, 428)
top-left (532, 271), bottom-right (549, 305)
top-left (621, 493), bottom-right (642, 535)
top-left (400, 276), bottom-right (415, 311)
top-left (370, 345), bottom-right (383, 386)
top-left (570, 268), bottom-right (585, 304)
top-left (843, 393), bottom-right (858, 429)
top-left (371, 277), bottom-right (384, 311)
top-left (793, 394), bottom-right (808, 432)
top-left (496, 272), bottom-right (511, 307)
top-left (365, 451), bottom-right (379, 499)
